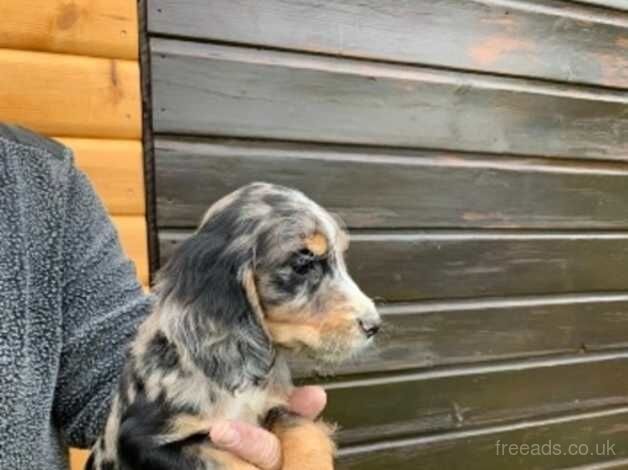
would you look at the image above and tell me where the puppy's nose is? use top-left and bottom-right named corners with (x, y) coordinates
top-left (358, 318), bottom-right (381, 338)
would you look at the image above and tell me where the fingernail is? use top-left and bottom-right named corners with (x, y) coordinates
top-left (211, 422), bottom-right (240, 447)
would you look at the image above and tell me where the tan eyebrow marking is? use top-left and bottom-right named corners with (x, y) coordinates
top-left (304, 232), bottom-right (328, 256)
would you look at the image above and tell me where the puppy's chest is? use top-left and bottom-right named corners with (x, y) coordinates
top-left (195, 356), bottom-right (293, 425)
top-left (158, 371), bottom-right (285, 425)
top-left (216, 387), bottom-right (284, 424)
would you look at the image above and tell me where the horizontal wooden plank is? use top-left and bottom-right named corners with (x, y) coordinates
top-left (291, 293), bottom-right (628, 376)
top-left (112, 216), bottom-right (148, 285)
top-left (150, 39), bottom-right (628, 161)
top-left (57, 138), bottom-right (145, 215)
top-left (148, 0), bottom-right (628, 88)
top-left (324, 354), bottom-right (628, 445)
top-left (159, 230), bottom-right (628, 302)
top-left (0, 49), bottom-right (141, 139)
top-left (349, 232), bottom-right (628, 301)
top-left (0, 0), bottom-right (138, 60)
top-left (155, 138), bottom-right (628, 229)
top-left (337, 407), bottom-right (628, 469)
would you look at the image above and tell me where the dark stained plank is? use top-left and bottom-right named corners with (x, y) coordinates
top-left (324, 354), bottom-right (628, 445)
top-left (336, 407), bottom-right (628, 469)
top-left (159, 230), bottom-right (628, 302)
top-left (349, 232), bottom-right (628, 302)
top-left (147, 0), bottom-right (628, 88)
top-left (155, 138), bottom-right (628, 229)
top-left (150, 39), bottom-right (628, 161)
top-left (293, 294), bottom-right (628, 376)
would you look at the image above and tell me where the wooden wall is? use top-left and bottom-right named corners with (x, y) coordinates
top-left (148, 0), bottom-right (628, 468)
top-left (0, 1), bottom-right (146, 468)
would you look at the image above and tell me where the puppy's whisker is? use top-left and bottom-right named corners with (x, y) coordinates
top-left (377, 323), bottom-right (401, 336)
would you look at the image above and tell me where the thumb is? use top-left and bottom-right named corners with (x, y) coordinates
top-left (210, 420), bottom-right (281, 470)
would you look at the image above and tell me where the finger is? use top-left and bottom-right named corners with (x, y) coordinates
top-left (288, 385), bottom-right (327, 420)
top-left (210, 420), bottom-right (281, 470)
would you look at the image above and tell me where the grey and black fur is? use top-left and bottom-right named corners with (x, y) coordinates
top-left (86, 182), bottom-right (381, 470)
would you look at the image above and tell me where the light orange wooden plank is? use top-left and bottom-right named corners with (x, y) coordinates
top-left (112, 215), bottom-right (149, 285)
top-left (0, 0), bottom-right (138, 60)
top-left (0, 49), bottom-right (141, 139)
top-left (57, 138), bottom-right (145, 216)
top-left (70, 448), bottom-right (89, 470)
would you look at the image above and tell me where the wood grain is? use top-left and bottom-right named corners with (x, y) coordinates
top-left (150, 39), bottom-right (628, 161)
top-left (0, 0), bottom-right (138, 60)
top-left (58, 138), bottom-right (145, 215)
top-left (292, 293), bottom-right (628, 377)
top-left (336, 407), bottom-right (628, 469)
top-left (154, 138), bottom-right (628, 229)
top-left (324, 353), bottom-right (628, 445)
top-left (148, 0), bottom-right (628, 88)
top-left (160, 230), bottom-right (628, 302)
top-left (112, 216), bottom-right (149, 285)
top-left (0, 48), bottom-right (141, 139)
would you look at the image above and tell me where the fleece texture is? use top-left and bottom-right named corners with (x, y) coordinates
top-left (0, 125), bottom-right (152, 469)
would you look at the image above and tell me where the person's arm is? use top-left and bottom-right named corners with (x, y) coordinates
top-left (53, 164), bottom-right (151, 448)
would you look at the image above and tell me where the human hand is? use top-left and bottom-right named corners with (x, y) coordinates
top-left (209, 386), bottom-right (327, 470)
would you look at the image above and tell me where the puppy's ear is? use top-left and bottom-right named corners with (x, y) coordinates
top-left (155, 230), bottom-right (273, 391)
top-left (242, 267), bottom-right (270, 335)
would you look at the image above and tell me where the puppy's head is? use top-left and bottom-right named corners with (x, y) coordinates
top-left (240, 184), bottom-right (382, 363)
top-left (158, 182), bottom-right (381, 372)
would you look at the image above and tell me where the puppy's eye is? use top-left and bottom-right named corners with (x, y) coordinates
top-left (292, 249), bottom-right (316, 275)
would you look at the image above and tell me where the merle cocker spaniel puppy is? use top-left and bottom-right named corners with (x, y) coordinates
top-left (86, 182), bottom-right (381, 470)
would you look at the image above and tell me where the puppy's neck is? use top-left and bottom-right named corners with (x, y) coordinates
top-left (132, 306), bottom-right (293, 417)
top-left (151, 299), bottom-right (275, 389)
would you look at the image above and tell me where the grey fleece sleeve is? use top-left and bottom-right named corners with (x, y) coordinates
top-left (53, 164), bottom-right (152, 448)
